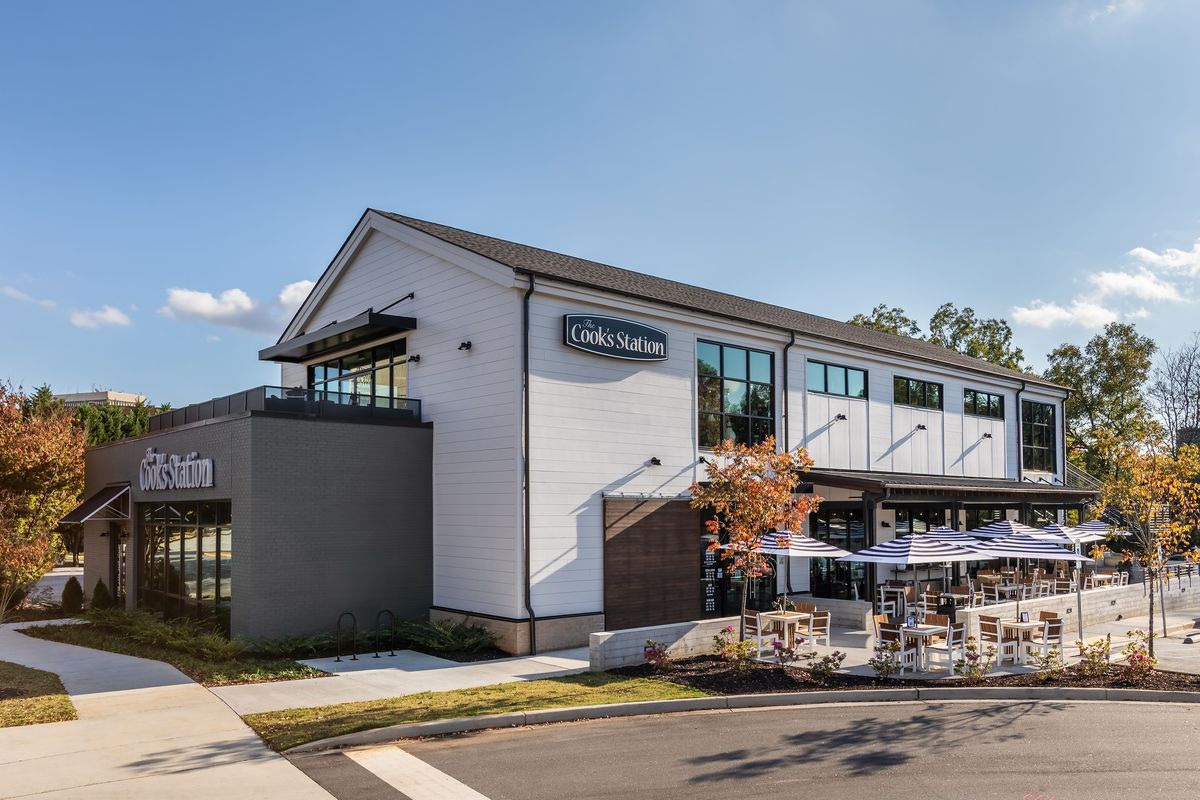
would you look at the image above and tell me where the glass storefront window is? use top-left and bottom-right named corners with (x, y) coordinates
top-left (810, 508), bottom-right (867, 600)
top-left (138, 501), bottom-right (231, 624)
top-left (307, 339), bottom-right (410, 409)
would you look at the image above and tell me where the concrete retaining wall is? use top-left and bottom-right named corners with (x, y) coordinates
top-left (590, 616), bottom-right (739, 671)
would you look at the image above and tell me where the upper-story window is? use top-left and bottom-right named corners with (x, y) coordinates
top-left (697, 340), bottom-right (774, 448)
top-left (806, 360), bottom-right (867, 399)
top-left (308, 340), bottom-right (409, 408)
top-left (894, 376), bottom-right (943, 410)
top-left (964, 388), bottom-right (1004, 419)
top-left (1022, 400), bottom-right (1057, 472)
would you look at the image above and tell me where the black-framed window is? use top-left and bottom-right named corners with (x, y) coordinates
top-left (138, 501), bottom-right (232, 628)
top-left (894, 508), bottom-right (946, 535)
top-left (806, 360), bottom-right (867, 399)
top-left (810, 508), bottom-right (867, 601)
top-left (1022, 400), bottom-right (1057, 472)
top-left (964, 388), bottom-right (1004, 419)
top-left (308, 340), bottom-right (409, 409)
top-left (965, 507), bottom-right (1007, 530)
top-left (894, 376), bottom-right (943, 410)
top-left (697, 340), bottom-right (774, 448)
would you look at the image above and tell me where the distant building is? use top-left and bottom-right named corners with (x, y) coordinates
top-left (54, 390), bottom-right (145, 409)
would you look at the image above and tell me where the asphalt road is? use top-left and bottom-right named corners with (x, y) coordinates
top-left (290, 700), bottom-right (1200, 800)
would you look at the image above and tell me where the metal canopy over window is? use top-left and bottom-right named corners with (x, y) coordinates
top-left (258, 311), bottom-right (417, 364)
top-left (61, 483), bottom-right (130, 524)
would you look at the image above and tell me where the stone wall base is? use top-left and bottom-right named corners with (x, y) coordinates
top-left (430, 608), bottom-right (604, 655)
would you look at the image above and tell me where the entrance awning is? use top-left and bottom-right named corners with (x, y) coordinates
top-left (258, 310), bottom-right (417, 363)
top-left (804, 469), bottom-right (1098, 504)
top-left (61, 483), bottom-right (130, 524)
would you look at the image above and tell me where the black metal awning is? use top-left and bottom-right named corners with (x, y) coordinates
top-left (805, 469), bottom-right (1098, 505)
top-left (258, 311), bottom-right (417, 363)
top-left (61, 483), bottom-right (130, 524)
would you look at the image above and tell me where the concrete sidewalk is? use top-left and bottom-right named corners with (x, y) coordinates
top-left (0, 621), bottom-right (332, 799)
top-left (213, 647), bottom-right (590, 715)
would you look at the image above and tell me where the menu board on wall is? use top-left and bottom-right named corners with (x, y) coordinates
top-left (701, 536), bottom-right (721, 615)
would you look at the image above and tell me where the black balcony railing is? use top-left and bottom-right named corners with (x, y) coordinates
top-left (148, 386), bottom-right (421, 433)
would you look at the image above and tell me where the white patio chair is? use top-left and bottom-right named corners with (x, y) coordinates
top-left (806, 611), bottom-right (831, 650)
top-left (925, 622), bottom-right (967, 671)
top-left (979, 615), bottom-right (1019, 666)
top-left (1028, 617), bottom-right (1066, 660)
top-left (878, 623), bottom-right (918, 675)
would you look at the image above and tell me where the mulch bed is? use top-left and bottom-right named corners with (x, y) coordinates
top-left (613, 655), bottom-right (1200, 694)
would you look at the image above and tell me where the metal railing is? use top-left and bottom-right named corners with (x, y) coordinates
top-left (148, 386), bottom-right (421, 432)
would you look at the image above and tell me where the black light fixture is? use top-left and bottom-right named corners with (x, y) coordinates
top-left (699, 456), bottom-right (710, 465)
top-left (982, 432), bottom-right (993, 439)
top-left (408, 354), bottom-right (421, 363)
top-left (881, 520), bottom-right (891, 528)
top-left (649, 457), bottom-right (662, 466)
top-left (458, 341), bottom-right (473, 351)
top-left (915, 423), bottom-right (927, 431)
top-left (835, 413), bottom-right (848, 421)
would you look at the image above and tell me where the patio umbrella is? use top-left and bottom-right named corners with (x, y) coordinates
top-left (973, 532), bottom-right (1089, 618)
top-left (967, 519), bottom-right (1047, 539)
top-left (719, 531), bottom-right (851, 596)
top-left (839, 535), bottom-right (991, 612)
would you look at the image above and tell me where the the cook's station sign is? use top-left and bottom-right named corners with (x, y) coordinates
top-left (139, 448), bottom-right (214, 491)
top-left (562, 314), bottom-right (668, 361)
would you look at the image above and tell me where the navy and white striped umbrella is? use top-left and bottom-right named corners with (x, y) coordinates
top-left (838, 534), bottom-right (989, 565)
top-left (975, 532), bottom-right (1089, 561)
top-left (1027, 523), bottom-right (1074, 546)
top-left (721, 531), bottom-right (851, 558)
top-left (1040, 523), bottom-right (1103, 545)
top-left (967, 519), bottom-right (1046, 539)
top-left (1073, 519), bottom-right (1130, 538)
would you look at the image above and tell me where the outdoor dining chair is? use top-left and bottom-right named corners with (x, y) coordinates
top-left (745, 612), bottom-right (770, 657)
top-left (924, 622), bottom-right (967, 671)
top-left (979, 615), bottom-right (1019, 665)
top-left (1028, 617), bottom-right (1066, 659)
top-left (923, 613), bottom-right (950, 643)
top-left (806, 611), bottom-right (831, 650)
top-left (877, 623), bottom-right (918, 675)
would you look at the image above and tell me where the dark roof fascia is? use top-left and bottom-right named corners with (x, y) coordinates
top-left (258, 310), bottom-right (416, 363)
top-left (806, 469), bottom-right (1099, 499)
top-left (276, 209), bottom-right (372, 345)
top-left (369, 210), bottom-right (1065, 393)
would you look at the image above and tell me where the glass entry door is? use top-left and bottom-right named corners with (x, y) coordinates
top-left (810, 508), bottom-right (866, 600)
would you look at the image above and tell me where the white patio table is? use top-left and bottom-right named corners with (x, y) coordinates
top-left (758, 611), bottom-right (811, 649)
top-left (1001, 619), bottom-right (1045, 664)
top-left (901, 623), bottom-right (944, 671)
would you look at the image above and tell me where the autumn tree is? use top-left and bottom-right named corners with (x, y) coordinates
top-left (0, 385), bottom-right (85, 623)
top-left (690, 436), bottom-right (822, 639)
top-left (847, 304), bottom-right (922, 338)
top-left (1101, 440), bottom-right (1200, 657)
top-left (1147, 333), bottom-right (1200, 452)
top-left (1045, 322), bottom-right (1158, 481)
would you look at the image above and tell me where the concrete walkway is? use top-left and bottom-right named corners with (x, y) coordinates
top-left (0, 621), bottom-right (332, 799)
top-left (27, 566), bottom-right (83, 604)
top-left (213, 647), bottom-right (590, 715)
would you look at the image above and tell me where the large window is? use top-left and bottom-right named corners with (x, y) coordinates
top-left (697, 341), bottom-right (774, 448)
top-left (139, 501), bottom-right (232, 627)
top-left (965, 507), bottom-right (1006, 531)
top-left (810, 508), bottom-right (867, 601)
top-left (964, 388), bottom-right (1004, 419)
top-left (894, 507), bottom-right (946, 535)
top-left (807, 360), bottom-right (867, 399)
top-left (308, 340), bottom-right (409, 408)
top-left (894, 376), bottom-right (943, 410)
top-left (1022, 400), bottom-right (1057, 472)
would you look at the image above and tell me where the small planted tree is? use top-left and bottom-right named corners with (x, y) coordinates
top-left (690, 436), bottom-right (822, 640)
top-left (61, 576), bottom-right (83, 614)
top-left (91, 578), bottom-right (115, 610)
top-left (1102, 440), bottom-right (1200, 657)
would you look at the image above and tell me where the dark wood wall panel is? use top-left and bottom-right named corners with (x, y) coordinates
top-left (603, 498), bottom-right (703, 631)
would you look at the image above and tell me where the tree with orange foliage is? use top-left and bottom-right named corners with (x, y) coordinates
top-left (0, 385), bottom-right (85, 623)
top-left (690, 436), bottom-right (822, 640)
top-left (1101, 439), bottom-right (1200, 657)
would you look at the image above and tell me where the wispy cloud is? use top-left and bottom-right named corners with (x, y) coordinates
top-left (1, 285), bottom-right (56, 309)
top-left (70, 305), bottom-right (132, 328)
top-left (1088, 268), bottom-right (1182, 302)
top-left (158, 279), bottom-right (314, 334)
top-left (1088, 0), bottom-right (1145, 23)
top-left (1011, 299), bottom-right (1120, 329)
top-left (1127, 240), bottom-right (1200, 275)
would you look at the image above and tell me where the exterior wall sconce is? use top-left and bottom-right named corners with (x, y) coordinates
top-left (408, 354), bottom-right (421, 363)
top-left (982, 432), bottom-right (993, 439)
top-left (698, 456), bottom-right (710, 465)
top-left (649, 457), bottom-right (662, 466)
top-left (880, 520), bottom-right (891, 528)
top-left (915, 423), bottom-right (927, 431)
top-left (458, 341), bottom-right (472, 351)
top-left (835, 413), bottom-right (848, 421)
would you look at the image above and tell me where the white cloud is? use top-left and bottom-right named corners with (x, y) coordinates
top-left (70, 305), bottom-right (132, 329)
top-left (1127, 307), bottom-right (1151, 319)
top-left (1128, 240), bottom-right (1200, 276)
top-left (206, 334), bottom-right (221, 342)
top-left (1011, 299), bottom-right (1120, 329)
top-left (277, 280), bottom-right (315, 314)
top-left (1089, 0), bottom-right (1144, 23)
top-left (1, 285), bottom-right (56, 309)
top-left (1088, 268), bottom-right (1183, 302)
top-left (158, 279), bottom-right (314, 334)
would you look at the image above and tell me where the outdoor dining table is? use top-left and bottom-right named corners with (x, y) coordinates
top-left (939, 592), bottom-right (971, 607)
top-left (758, 611), bottom-right (811, 649)
top-left (1000, 619), bottom-right (1045, 664)
top-left (994, 583), bottom-right (1021, 600)
top-left (1087, 573), bottom-right (1118, 588)
top-left (901, 623), bottom-right (945, 671)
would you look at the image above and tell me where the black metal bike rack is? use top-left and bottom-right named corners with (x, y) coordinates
top-left (374, 609), bottom-right (397, 658)
top-left (335, 611), bottom-right (358, 662)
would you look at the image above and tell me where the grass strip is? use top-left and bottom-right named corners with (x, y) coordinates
top-left (20, 624), bottom-right (322, 687)
top-left (245, 672), bottom-right (708, 751)
top-left (0, 660), bottom-right (76, 727)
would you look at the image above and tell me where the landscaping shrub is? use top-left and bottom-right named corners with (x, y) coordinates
top-left (1076, 635), bottom-right (1112, 679)
top-left (246, 619), bottom-right (500, 661)
top-left (1027, 646), bottom-right (1065, 682)
top-left (806, 650), bottom-right (846, 682)
top-left (395, 619), bottom-right (499, 656)
top-left (1122, 629), bottom-right (1157, 684)
top-left (84, 608), bottom-right (245, 661)
top-left (643, 640), bottom-right (673, 672)
top-left (90, 579), bottom-right (114, 610)
top-left (712, 625), bottom-right (756, 673)
top-left (867, 640), bottom-right (903, 680)
top-left (61, 577), bottom-right (83, 614)
top-left (953, 636), bottom-right (995, 685)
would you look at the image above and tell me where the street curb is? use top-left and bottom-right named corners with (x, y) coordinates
top-left (282, 685), bottom-right (1200, 753)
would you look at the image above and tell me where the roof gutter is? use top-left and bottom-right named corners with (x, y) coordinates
top-left (1016, 379), bottom-right (1026, 484)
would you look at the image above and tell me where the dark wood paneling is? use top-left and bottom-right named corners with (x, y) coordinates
top-left (603, 498), bottom-right (703, 631)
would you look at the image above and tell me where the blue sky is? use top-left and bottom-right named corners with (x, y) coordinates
top-left (2, 1), bottom-right (1199, 405)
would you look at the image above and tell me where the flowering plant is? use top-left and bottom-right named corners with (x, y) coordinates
top-left (953, 636), bottom-right (996, 685)
top-left (1027, 646), bottom-right (1064, 682)
top-left (643, 639), bottom-right (672, 672)
top-left (867, 640), bottom-right (903, 680)
top-left (771, 637), bottom-right (807, 667)
top-left (1075, 634), bottom-right (1111, 678)
top-left (772, 595), bottom-right (796, 613)
top-left (806, 650), bottom-right (846, 683)
top-left (713, 625), bottom-right (756, 672)
top-left (1122, 629), bottom-right (1157, 684)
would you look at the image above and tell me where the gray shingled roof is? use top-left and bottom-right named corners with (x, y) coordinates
top-left (374, 210), bottom-right (1062, 390)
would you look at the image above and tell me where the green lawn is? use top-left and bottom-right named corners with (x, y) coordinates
top-left (0, 660), bottom-right (76, 727)
top-left (20, 624), bottom-right (323, 687)
top-left (245, 672), bottom-right (709, 751)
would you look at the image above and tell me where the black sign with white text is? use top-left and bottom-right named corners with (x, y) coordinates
top-left (562, 314), bottom-right (669, 361)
